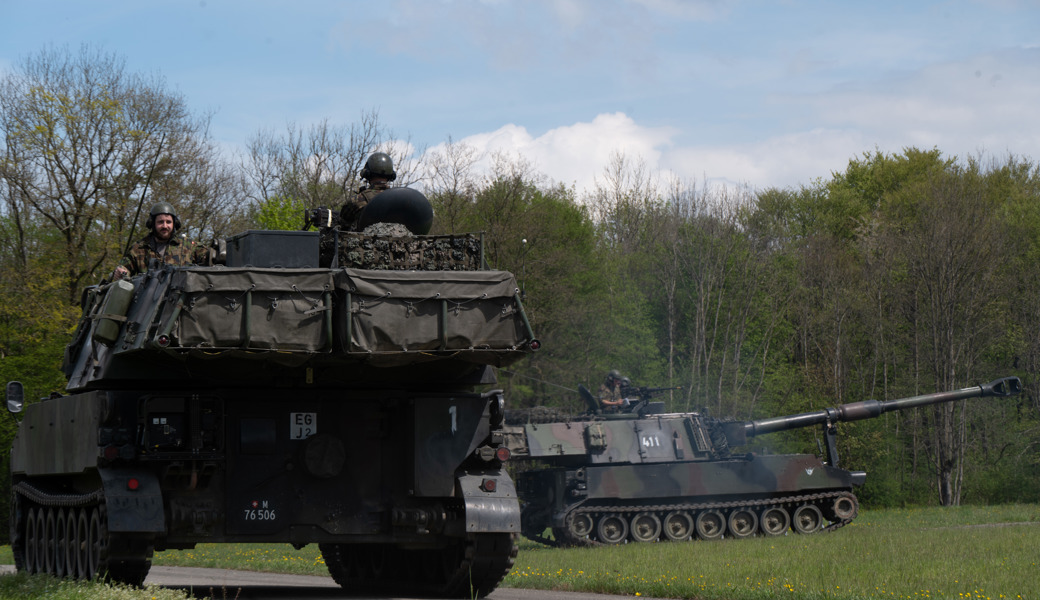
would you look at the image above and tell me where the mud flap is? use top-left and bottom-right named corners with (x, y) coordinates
top-left (457, 472), bottom-right (521, 533)
top-left (100, 468), bottom-right (166, 533)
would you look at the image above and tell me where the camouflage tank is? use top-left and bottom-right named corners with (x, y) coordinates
top-left (504, 376), bottom-right (1021, 546)
top-left (5, 188), bottom-right (539, 598)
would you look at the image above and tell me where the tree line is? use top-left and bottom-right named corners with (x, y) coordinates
top-left (2, 46), bottom-right (1038, 525)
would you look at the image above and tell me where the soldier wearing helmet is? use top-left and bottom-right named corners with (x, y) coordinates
top-left (598, 369), bottom-right (627, 411)
top-left (339, 152), bottom-right (397, 231)
top-left (112, 202), bottom-right (195, 280)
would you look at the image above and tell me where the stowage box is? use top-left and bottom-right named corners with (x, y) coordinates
top-left (226, 230), bottom-right (320, 268)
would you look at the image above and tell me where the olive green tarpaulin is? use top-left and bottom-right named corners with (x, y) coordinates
top-left (336, 269), bottom-right (529, 365)
top-left (164, 268), bottom-right (334, 352)
top-left (156, 267), bottom-right (531, 366)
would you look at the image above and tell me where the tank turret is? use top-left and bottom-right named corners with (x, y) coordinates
top-left (504, 377), bottom-right (1021, 546)
top-left (6, 189), bottom-right (536, 598)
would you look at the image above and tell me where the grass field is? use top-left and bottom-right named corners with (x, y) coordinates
top-left (0, 504), bottom-right (1037, 599)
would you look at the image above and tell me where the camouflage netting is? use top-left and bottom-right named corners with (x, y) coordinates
top-left (336, 231), bottom-right (484, 270)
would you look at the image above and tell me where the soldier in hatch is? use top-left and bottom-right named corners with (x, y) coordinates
top-left (339, 152), bottom-right (396, 231)
top-left (112, 202), bottom-right (195, 280)
top-left (598, 369), bottom-right (628, 411)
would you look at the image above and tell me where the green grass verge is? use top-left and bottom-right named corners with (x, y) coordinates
top-left (507, 504), bottom-right (1040, 599)
top-left (0, 504), bottom-right (1036, 599)
top-left (0, 573), bottom-right (189, 600)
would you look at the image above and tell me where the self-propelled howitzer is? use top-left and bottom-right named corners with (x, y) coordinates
top-left (504, 376), bottom-right (1020, 546)
top-left (6, 188), bottom-right (538, 598)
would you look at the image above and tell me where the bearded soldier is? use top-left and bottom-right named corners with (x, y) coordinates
top-left (112, 202), bottom-right (195, 280)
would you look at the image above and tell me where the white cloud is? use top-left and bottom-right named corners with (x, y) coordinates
top-left (667, 129), bottom-right (868, 189)
top-left (424, 42), bottom-right (1040, 196)
top-left (433, 111), bottom-right (868, 194)
top-left (425, 112), bottom-right (870, 196)
top-left (441, 113), bottom-right (677, 193)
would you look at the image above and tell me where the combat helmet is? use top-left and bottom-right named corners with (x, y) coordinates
top-left (146, 202), bottom-right (182, 231)
top-left (360, 152), bottom-right (397, 182)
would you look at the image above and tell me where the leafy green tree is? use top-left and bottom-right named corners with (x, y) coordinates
top-left (581, 152), bottom-right (668, 395)
top-left (0, 46), bottom-right (245, 541)
top-left (803, 148), bottom-right (1028, 506)
top-left (672, 187), bottom-right (794, 418)
top-left (427, 152), bottom-right (607, 407)
top-left (254, 194), bottom-right (308, 230)
top-left (0, 45), bottom-right (242, 304)
top-left (243, 110), bottom-right (423, 222)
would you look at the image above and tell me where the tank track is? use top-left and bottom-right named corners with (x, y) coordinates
top-left (11, 482), bottom-right (154, 585)
top-left (320, 532), bottom-right (517, 598)
top-left (535, 490), bottom-right (858, 547)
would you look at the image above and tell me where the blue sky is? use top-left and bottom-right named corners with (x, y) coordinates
top-left (2, 0), bottom-right (1039, 195)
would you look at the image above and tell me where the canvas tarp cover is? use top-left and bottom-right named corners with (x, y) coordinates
top-left (163, 268), bottom-right (333, 352)
top-left (337, 269), bottom-right (529, 365)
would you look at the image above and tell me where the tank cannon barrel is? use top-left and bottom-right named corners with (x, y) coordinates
top-left (745, 376), bottom-right (1021, 438)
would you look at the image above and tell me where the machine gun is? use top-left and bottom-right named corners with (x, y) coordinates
top-left (302, 206), bottom-right (337, 230)
top-left (621, 385), bottom-right (681, 402)
top-left (577, 383), bottom-right (682, 415)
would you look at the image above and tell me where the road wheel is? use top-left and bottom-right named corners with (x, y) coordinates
top-left (54, 508), bottom-right (68, 578)
top-left (792, 504), bottom-right (823, 534)
top-left (24, 506), bottom-right (38, 575)
top-left (569, 512), bottom-right (594, 539)
top-left (596, 513), bottom-right (629, 544)
top-left (43, 507), bottom-right (55, 575)
top-left (34, 507), bottom-right (48, 574)
top-left (694, 510), bottom-right (725, 540)
top-left (760, 507), bottom-right (790, 536)
top-left (663, 511), bottom-right (693, 541)
top-left (727, 508), bottom-right (758, 538)
top-left (87, 506), bottom-right (105, 580)
top-left (831, 494), bottom-right (858, 520)
top-left (629, 512), bottom-right (661, 543)
top-left (75, 508), bottom-right (89, 580)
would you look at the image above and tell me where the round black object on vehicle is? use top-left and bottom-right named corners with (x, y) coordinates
top-left (357, 187), bottom-right (434, 235)
top-left (302, 433), bottom-right (346, 479)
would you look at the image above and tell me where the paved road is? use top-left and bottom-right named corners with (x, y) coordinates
top-left (3, 565), bottom-right (647, 599)
top-left (146, 566), bottom-right (645, 599)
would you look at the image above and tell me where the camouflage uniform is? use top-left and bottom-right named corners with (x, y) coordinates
top-left (118, 233), bottom-right (195, 277)
top-left (598, 381), bottom-right (624, 411)
top-left (339, 181), bottom-right (390, 231)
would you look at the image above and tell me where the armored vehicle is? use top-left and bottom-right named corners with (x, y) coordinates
top-left (6, 188), bottom-right (539, 598)
top-left (504, 376), bottom-right (1021, 546)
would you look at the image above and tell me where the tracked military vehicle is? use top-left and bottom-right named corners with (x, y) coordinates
top-left (504, 376), bottom-right (1021, 546)
top-left (6, 188), bottom-right (539, 598)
